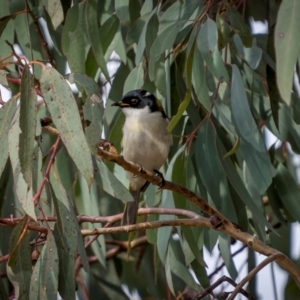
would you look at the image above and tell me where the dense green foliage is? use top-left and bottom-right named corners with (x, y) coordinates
top-left (0, 0), bottom-right (300, 299)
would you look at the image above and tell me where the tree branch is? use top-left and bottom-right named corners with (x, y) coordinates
top-left (96, 146), bottom-right (300, 289)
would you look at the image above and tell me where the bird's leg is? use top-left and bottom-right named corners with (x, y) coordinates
top-left (153, 169), bottom-right (165, 189)
top-left (141, 181), bottom-right (150, 192)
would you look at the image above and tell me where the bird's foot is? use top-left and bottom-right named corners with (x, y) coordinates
top-left (133, 163), bottom-right (144, 178)
top-left (154, 169), bottom-right (165, 189)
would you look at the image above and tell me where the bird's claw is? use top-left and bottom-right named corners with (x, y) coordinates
top-left (133, 163), bottom-right (144, 178)
top-left (154, 169), bottom-right (165, 189)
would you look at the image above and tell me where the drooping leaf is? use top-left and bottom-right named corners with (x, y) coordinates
top-left (0, 14), bottom-right (12, 37)
top-left (0, 96), bottom-right (17, 177)
top-left (218, 233), bottom-right (238, 280)
top-left (195, 118), bottom-right (237, 221)
top-left (274, 163), bottom-right (300, 222)
top-left (275, 0), bottom-right (300, 105)
top-left (50, 170), bottom-right (78, 300)
top-left (231, 65), bottom-right (266, 152)
top-left (61, 3), bottom-right (86, 73)
top-left (42, 0), bottom-right (63, 29)
top-left (226, 5), bottom-right (253, 47)
top-left (9, 116), bottom-right (36, 220)
top-left (19, 65), bottom-right (37, 188)
top-left (29, 230), bottom-right (59, 299)
top-left (123, 62), bottom-right (144, 94)
top-left (85, 0), bottom-right (110, 81)
top-left (7, 217), bottom-right (31, 300)
top-left (93, 157), bottom-right (133, 202)
top-left (197, 18), bottom-right (229, 81)
top-left (40, 66), bottom-right (94, 187)
top-left (115, 0), bottom-right (129, 23)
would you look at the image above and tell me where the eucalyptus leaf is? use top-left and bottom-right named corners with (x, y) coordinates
top-left (40, 66), bottom-right (94, 187)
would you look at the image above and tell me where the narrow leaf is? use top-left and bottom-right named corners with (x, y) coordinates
top-left (19, 65), bottom-right (37, 188)
top-left (29, 231), bottom-right (59, 299)
top-left (275, 0), bottom-right (300, 105)
top-left (274, 164), bottom-right (300, 222)
top-left (0, 96), bottom-right (17, 177)
top-left (9, 117), bottom-right (36, 220)
top-left (7, 217), bottom-right (31, 300)
top-left (40, 66), bottom-right (94, 187)
top-left (42, 0), bottom-right (63, 29)
top-left (93, 158), bottom-right (133, 202)
top-left (123, 62), bottom-right (144, 94)
top-left (231, 65), bottom-right (266, 152)
top-left (50, 171), bottom-right (78, 300)
top-left (197, 18), bottom-right (229, 81)
top-left (85, 0), bottom-right (110, 81)
top-left (195, 119), bottom-right (237, 221)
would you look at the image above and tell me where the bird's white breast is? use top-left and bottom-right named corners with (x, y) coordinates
top-left (122, 107), bottom-right (171, 190)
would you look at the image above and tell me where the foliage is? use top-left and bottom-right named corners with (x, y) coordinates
top-left (0, 0), bottom-right (300, 299)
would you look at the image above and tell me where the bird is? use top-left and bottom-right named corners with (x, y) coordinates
top-left (111, 89), bottom-right (172, 225)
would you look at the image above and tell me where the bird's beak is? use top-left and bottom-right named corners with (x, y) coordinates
top-left (111, 101), bottom-right (129, 107)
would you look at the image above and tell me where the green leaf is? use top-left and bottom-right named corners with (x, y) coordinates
top-left (14, 13), bottom-right (44, 77)
top-left (19, 65), bottom-right (37, 188)
top-left (141, 0), bottom-right (153, 15)
top-left (0, 14), bottom-right (12, 37)
top-left (0, 277), bottom-right (8, 299)
top-left (0, 70), bottom-right (8, 87)
top-left (83, 94), bottom-right (103, 154)
top-left (216, 13), bottom-right (232, 49)
top-left (239, 138), bottom-right (273, 194)
top-left (136, 9), bottom-right (157, 64)
top-left (61, 3), bottom-right (86, 73)
top-left (68, 73), bottom-right (100, 98)
top-left (275, 0), bottom-right (300, 105)
top-left (168, 241), bottom-right (200, 291)
top-left (50, 171), bottom-right (78, 300)
top-left (126, 12), bottom-right (151, 44)
top-left (42, 0), bottom-right (63, 29)
top-left (145, 12), bottom-right (159, 57)
top-left (9, 116), bottom-right (36, 220)
top-left (99, 14), bottom-right (120, 55)
top-left (40, 66), bottom-right (94, 187)
top-left (226, 5), bottom-right (252, 47)
top-left (69, 73), bottom-right (104, 154)
top-left (233, 35), bottom-right (262, 70)
top-left (231, 65), bottom-right (266, 152)
top-left (218, 233), bottom-right (238, 280)
top-left (93, 157), bottom-right (133, 202)
top-left (216, 140), bottom-right (273, 232)
top-left (115, 0), bottom-right (129, 23)
top-left (29, 231), bottom-right (59, 299)
top-left (197, 18), bottom-right (229, 81)
top-left (168, 89), bottom-right (191, 132)
top-left (150, 23), bottom-right (181, 67)
top-left (274, 163), bottom-right (300, 222)
top-left (85, 0), bottom-right (110, 81)
top-left (123, 62), bottom-right (144, 94)
top-left (195, 118), bottom-right (237, 221)
top-left (192, 45), bottom-right (210, 110)
top-left (7, 217), bottom-right (31, 300)
top-left (0, 96), bottom-right (17, 177)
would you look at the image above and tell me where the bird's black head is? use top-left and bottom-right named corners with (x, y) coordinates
top-left (111, 89), bottom-right (167, 118)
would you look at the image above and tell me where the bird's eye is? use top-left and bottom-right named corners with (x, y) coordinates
top-left (131, 98), bottom-right (138, 104)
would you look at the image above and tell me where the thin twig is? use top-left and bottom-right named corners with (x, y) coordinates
top-left (228, 253), bottom-right (285, 300)
top-left (193, 275), bottom-right (255, 300)
top-left (33, 136), bottom-right (61, 206)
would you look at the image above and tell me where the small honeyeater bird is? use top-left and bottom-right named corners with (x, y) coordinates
top-left (111, 89), bottom-right (172, 225)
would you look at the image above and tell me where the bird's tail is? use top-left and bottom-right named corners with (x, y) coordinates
top-left (121, 188), bottom-right (140, 225)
